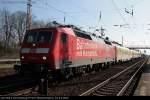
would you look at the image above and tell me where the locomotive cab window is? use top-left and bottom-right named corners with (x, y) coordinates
top-left (24, 31), bottom-right (53, 43)
top-left (37, 31), bottom-right (53, 43)
top-left (61, 33), bottom-right (67, 44)
top-left (26, 35), bottom-right (34, 43)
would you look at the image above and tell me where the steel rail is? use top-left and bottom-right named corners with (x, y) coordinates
top-left (80, 59), bottom-right (144, 96)
top-left (0, 79), bottom-right (36, 90)
top-left (3, 88), bottom-right (33, 96)
top-left (117, 59), bottom-right (147, 96)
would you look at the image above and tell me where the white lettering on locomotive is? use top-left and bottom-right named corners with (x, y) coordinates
top-left (76, 38), bottom-right (98, 57)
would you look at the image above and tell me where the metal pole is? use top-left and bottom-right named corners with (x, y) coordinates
top-left (40, 78), bottom-right (44, 95)
top-left (27, 0), bottom-right (32, 30)
top-left (43, 66), bottom-right (48, 96)
top-left (122, 36), bottom-right (123, 46)
top-left (100, 26), bottom-right (105, 37)
top-left (39, 65), bottom-right (48, 96)
top-left (44, 77), bottom-right (48, 96)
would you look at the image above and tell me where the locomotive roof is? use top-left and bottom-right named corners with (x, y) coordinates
top-left (27, 25), bottom-right (113, 45)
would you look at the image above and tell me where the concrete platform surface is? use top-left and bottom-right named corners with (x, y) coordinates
top-left (134, 58), bottom-right (150, 96)
top-left (134, 73), bottom-right (150, 96)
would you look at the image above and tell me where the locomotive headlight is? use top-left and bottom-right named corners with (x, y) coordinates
top-left (43, 56), bottom-right (47, 60)
top-left (21, 56), bottom-right (24, 59)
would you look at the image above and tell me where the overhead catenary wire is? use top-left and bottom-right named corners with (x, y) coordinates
top-left (111, 0), bottom-right (129, 26)
top-left (34, 0), bottom-right (92, 30)
top-left (123, 0), bottom-right (147, 29)
top-left (37, 0), bottom-right (107, 30)
top-left (123, 0), bottom-right (148, 33)
top-left (123, 1), bottom-right (138, 31)
top-left (71, 2), bottom-right (112, 35)
top-left (132, 0), bottom-right (146, 7)
top-left (35, 0), bottom-right (129, 33)
top-left (111, 0), bottom-right (137, 35)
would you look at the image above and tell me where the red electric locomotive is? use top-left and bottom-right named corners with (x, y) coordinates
top-left (14, 25), bottom-right (116, 78)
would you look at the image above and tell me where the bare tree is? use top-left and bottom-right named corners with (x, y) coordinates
top-left (0, 9), bottom-right (57, 55)
top-left (0, 10), bottom-right (20, 54)
top-left (11, 11), bottom-right (27, 45)
top-left (3, 9), bottom-right (14, 53)
top-left (32, 20), bottom-right (46, 28)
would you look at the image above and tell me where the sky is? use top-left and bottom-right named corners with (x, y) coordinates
top-left (0, 0), bottom-right (150, 54)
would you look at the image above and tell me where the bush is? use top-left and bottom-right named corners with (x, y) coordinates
top-left (0, 41), bottom-right (20, 58)
top-left (0, 42), bottom-right (4, 56)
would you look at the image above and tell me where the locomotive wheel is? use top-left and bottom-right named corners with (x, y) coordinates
top-left (86, 65), bottom-right (92, 73)
top-left (102, 63), bottom-right (107, 69)
top-left (61, 68), bottom-right (73, 80)
top-left (101, 63), bottom-right (104, 70)
top-left (96, 64), bottom-right (101, 72)
top-left (106, 63), bottom-right (110, 68)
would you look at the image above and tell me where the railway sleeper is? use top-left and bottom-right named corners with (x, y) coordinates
top-left (97, 87), bottom-right (122, 93)
top-left (92, 64), bottom-right (101, 72)
top-left (92, 92), bottom-right (116, 96)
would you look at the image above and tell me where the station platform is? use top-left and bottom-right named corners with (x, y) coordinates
top-left (134, 58), bottom-right (150, 96)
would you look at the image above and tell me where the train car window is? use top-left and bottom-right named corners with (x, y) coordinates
top-left (61, 33), bottom-right (67, 44)
top-left (74, 30), bottom-right (92, 40)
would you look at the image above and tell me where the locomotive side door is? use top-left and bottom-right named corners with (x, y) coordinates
top-left (60, 33), bottom-right (69, 68)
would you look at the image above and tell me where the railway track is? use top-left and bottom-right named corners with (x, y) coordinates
top-left (3, 88), bottom-right (35, 96)
top-left (0, 74), bottom-right (38, 95)
top-left (80, 58), bottom-right (147, 96)
top-left (38, 58), bottom-right (144, 96)
top-left (0, 58), bottom-right (145, 96)
top-left (3, 59), bottom-right (141, 96)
